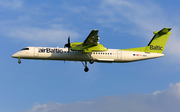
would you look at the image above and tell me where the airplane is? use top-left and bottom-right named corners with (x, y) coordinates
top-left (12, 28), bottom-right (171, 72)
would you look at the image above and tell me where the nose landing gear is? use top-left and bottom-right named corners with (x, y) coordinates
top-left (18, 58), bottom-right (21, 64)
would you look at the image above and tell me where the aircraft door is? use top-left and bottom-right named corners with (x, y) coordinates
top-left (34, 48), bottom-right (39, 57)
top-left (117, 51), bottom-right (121, 60)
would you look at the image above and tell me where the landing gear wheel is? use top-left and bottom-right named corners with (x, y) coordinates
top-left (18, 58), bottom-right (21, 64)
top-left (84, 67), bottom-right (89, 72)
top-left (89, 59), bottom-right (94, 64)
top-left (18, 60), bottom-right (21, 64)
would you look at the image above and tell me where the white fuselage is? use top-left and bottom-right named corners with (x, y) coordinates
top-left (12, 47), bottom-right (164, 63)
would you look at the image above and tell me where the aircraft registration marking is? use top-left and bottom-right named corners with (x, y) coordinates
top-left (133, 54), bottom-right (147, 57)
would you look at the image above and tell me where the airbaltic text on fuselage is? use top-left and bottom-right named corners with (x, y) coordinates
top-left (38, 48), bottom-right (63, 53)
top-left (150, 45), bottom-right (163, 51)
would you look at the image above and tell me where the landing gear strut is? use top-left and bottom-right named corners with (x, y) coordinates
top-left (81, 53), bottom-right (94, 72)
top-left (82, 61), bottom-right (89, 72)
top-left (18, 58), bottom-right (21, 64)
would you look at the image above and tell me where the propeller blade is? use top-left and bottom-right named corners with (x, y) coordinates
top-left (64, 36), bottom-right (71, 53)
top-left (68, 36), bottom-right (70, 44)
top-left (68, 36), bottom-right (70, 53)
top-left (64, 36), bottom-right (70, 48)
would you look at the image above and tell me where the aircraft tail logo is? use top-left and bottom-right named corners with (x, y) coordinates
top-left (145, 28), bottom-right (171, 53)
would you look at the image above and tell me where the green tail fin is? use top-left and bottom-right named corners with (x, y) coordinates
top-left (145, 28), bottom-right (171, 53)
top-left (121, 28), bottom-right (171, 53)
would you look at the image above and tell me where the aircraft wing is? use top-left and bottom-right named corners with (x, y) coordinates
top-left (70, 30), bottom-right (107, 53)
top-left (83, 30), bottom-right (99, 46)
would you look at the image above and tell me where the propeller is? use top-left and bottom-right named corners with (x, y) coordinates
top-left (64, 36), bottom-right (71, 53)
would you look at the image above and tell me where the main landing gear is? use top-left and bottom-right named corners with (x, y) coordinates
top-left (81, 59), bottom-right (94, 72)
top-left (18, 58), bottom-right (21, 64)
top-left (82, 61), bottom-right (89, 72)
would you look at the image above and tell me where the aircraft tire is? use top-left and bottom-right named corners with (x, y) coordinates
top-left (18, 60), bottom-right (21, 64)
top-left (84, 67), bottom-right (89, 72)
top-left (89, 59), bottom-right (94, 64)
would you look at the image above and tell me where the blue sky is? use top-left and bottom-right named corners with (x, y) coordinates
top-left (1, 0), bottom-right (180, 112)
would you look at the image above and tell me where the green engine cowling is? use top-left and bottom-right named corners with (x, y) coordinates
top-left (70, 42), bottom-right (108, 53)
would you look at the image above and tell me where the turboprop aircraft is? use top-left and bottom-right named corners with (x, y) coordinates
top-left (12, 28), bottom-right (171, 72)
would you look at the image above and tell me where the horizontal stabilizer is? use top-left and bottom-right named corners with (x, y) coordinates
top-left (153, 28), bottom-right (171, 35)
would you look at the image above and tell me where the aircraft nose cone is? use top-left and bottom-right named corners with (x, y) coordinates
top-left (11, 53), bottom-right (19, 58)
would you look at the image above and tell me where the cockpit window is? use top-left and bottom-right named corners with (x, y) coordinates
top-left (21, 48), bottom-right (29, 50)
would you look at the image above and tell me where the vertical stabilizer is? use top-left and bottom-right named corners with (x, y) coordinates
top-left (145, 28), bottom-right (171, 53)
